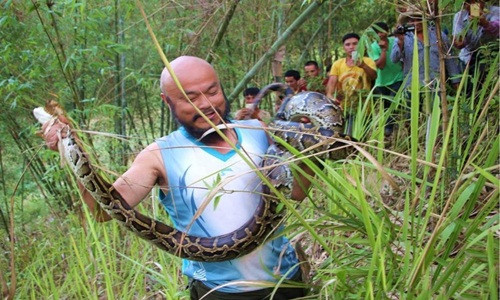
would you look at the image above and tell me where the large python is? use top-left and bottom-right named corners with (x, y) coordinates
top-left (33, 83), bottom-right (354, 262)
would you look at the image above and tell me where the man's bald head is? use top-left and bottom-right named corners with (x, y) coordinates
top-left (160, 56), bottom-right (217, 96)
top-left (158, 56), bottom-right (230, 138)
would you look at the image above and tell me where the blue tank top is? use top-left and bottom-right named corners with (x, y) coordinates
top-left (156, 120), bottom-right (299, 293)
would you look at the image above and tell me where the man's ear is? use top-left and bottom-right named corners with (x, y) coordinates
top-left (161, 93), bottom-right (172, 109)
top-left (161, 94), bottom-right (175, 112)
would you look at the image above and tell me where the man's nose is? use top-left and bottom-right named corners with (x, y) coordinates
top-left (196, 94), bottom-right (214, 109)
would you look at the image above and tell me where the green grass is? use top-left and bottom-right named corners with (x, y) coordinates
top-left (1, 201), bottom-right (186, 299)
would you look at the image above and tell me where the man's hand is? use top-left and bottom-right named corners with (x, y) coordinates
top-left (298, 78), bottom-right (307, 90)
top-left (453, 36), bottom-right (466, 49)
top-left (40, 115), bottom-right (70, 151)
top-left (33, 101), bottom-right (72, 151)
top-left (378, 39), bottom-right (388, 50)
top-left (478, 15), bottom-right (490, 28)
top-left (326, 95), bottom-right (341, 106)
top-left (395, 33), bottom-right (404, 49)
top-left (235, 108), bottom-right (252, 120)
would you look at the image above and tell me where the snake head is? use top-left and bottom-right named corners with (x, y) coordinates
top-left (252, 83), bottom-right (293, 118)
top-left (34, 99), bottom-right (67, 126)
top-left (280, 91), bottom-right (345, 133)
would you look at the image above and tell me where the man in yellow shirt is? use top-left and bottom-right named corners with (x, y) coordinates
top-left (326, 32), bottom-right (377, 134)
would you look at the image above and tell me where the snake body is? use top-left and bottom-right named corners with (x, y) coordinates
top-left (35, 84), bottom-right (353, 262)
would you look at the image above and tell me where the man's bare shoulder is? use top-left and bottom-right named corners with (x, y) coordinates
top-left (143, 141), bottom-right (161, 151)
top-left (121, 141), bottom-right (167, 186)
top-left (131, 142), bottom-right (163, 169)
top-left (132, 142), bottom-right (159, 157)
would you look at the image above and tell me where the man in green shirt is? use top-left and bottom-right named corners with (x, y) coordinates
top-left (369, 22), bottom-right (404, 137)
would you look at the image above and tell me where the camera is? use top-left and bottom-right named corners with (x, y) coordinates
top-left (392, 24), bottom-right (415, 35)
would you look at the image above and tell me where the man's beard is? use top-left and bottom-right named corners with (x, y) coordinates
top-left (173, 100), bottom-right (231, 139)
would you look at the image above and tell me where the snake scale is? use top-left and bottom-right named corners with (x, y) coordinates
top-left (34, 83), bottom-right (354, 262)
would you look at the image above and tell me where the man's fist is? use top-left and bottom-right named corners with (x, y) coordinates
top-left (33, 104), bottom-right (71, 151)
top-left (41, 116), bottom-right (70, 151)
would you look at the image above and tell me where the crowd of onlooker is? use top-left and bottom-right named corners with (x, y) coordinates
top-left (235, 0), bottom-right (499, 137)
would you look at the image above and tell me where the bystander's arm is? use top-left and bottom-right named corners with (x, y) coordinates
top-left (325, 75), bottom-right (338, 99)
top-left (479, 17), bottom-right (500, 36)
top-left (390, 35), bottom-right (404, 63)
top-left (374, 39), bottom-right (388, 69)
top-left (375, 48), bottom-right (388, 69)
top-left (358, 59), bottom-right (377, 81)
top-left (453, 37), bottom-right (466, 49)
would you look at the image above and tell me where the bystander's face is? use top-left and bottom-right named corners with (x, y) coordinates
top-left (377, 30), bottom-right (388, 40)
top-left (408, 16), bottom-right (423, 33)
top-left (304, 65), bottom-right (320, 77)
top-left (343, 37), bottom-right (359, 57)
top-left (244, 94), bottom-right (256, 104)
top-left (285, 76), bottom-right (299, 91)
top-left (161, 57), bottom-right (228, 138)
top-left (465, 0), bottom-right (486, 13)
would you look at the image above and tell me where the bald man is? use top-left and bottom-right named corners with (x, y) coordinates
top-left (41, 56), bottom-right (310, 299)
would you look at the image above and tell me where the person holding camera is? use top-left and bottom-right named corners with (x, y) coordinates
top-left (390, 10), bottom-right (461, 102)
top-left (326, 32), bottom-right (377, 135)
top-left (453, 0), bottom-right (499, 93)
top-left (368, 22), bottom-right (404, 137)
top-left (234, 87), bottom-right (271, 123)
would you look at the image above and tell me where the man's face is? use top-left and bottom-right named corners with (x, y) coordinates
top-left (408, 17), bottom-right (423, 32)
top-left (162, 65), bottom-right (228, 139)
top-left (285, 76), bottom-right (299, 91)
top-left (244, 94), bottom-right (256, 104)
top-left (304, 65), bottom-right (320, 77)
top-left (343, 37), bottom-right (359, 56)
top-left (377, 30), bottom-right (388, 40)
top-left (465, 0), bottom-right (485, 13)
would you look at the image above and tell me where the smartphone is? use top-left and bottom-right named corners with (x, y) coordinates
top-left (352, 50), bottom-right (358, 62)
top-left (470, 3), bottom-right (481, 17)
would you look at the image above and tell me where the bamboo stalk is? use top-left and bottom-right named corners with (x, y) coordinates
top-left (421, 4), bottom-right (431, 115)
top-left (298, 0), bottom-right (346, 65)
top-left (114, 0), bottom-right (128, 165)
top-left (206, 1), bottom-right (240, 63)
top-left (227, 0), bottom-right (323, 102)
top-left (0, 144), bottom-right (10, 237)
top-left (433, 0), bottom-right (449, 136)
